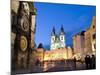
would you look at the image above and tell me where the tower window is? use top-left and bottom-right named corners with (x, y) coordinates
top-left (61, 37), bottom-right (63, 40)
top-left (53, 38), bottom-right (55, 41)
top-left (93, 34), bottom-right (96, 40)
top-left (93, 25), bottom-right (95, 29)
top-left (94, 44), bottom-right (96, 49)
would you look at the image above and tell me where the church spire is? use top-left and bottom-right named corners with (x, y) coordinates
top-left (53, 26), bottom-right (55, 33)
top-left (61, 25), bottom-right (65, 34)
top-left (51, 26), bottom-right (56, 35)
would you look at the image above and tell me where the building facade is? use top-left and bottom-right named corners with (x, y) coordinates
top-left (44, 47), bottom-right (73, 61)
top-left (73, 31), bottom-right (85, 59)
top-left (11, 0), bottom-right (36, 71)
top-left (50, 26), bottom-right (66, 50)
top-left (84, 16), bottom-right (96, 55)
top-left (73, 16), bottom-right (96, 60)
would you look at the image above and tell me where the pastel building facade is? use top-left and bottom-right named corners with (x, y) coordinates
top-left (84, 16), bottom-right (96, 55)
top-left (73, 31), bottom-right (85, 59)
top-left (73, 16), bottom-right (96, 59)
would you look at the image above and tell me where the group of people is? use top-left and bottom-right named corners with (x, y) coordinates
top-left (85, 54), bottom-right (96, 69)
top-left (72, 54), bottom-right (96, 70)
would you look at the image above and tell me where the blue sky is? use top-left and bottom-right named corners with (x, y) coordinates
top-left (33, 2), bottom-right (96, 50)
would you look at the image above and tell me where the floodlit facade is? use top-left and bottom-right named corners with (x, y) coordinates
top-left (73, 31), bottom-right (85, 59)
top-left (50, 26), bottom-right (66, 50)
top-left (84, 16), bottom-right (96, 55)
top-left (73, 16), bottom-right (96, 60)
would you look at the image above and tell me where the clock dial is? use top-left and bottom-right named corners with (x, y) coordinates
top-left (23, 20), bottom-right (29, 31)
top-left (20, 16), bottom-right (29, 32)
top-left (20, 36), bottom-right (27, 51)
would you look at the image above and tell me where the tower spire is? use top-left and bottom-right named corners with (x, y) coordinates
top-left (52, 26), bottom-right (56, 35)
top-left (53, 26), bottom-right (55, 33)
top-left (61, 25), bottom-right (64, 34)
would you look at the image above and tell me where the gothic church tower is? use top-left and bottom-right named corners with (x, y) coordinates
top-left (59, 25), bottom-right (66, 48)
top-left (50, 25), bottom-right (66, 50)
top-left (51, 26), bottom-right (56, 50)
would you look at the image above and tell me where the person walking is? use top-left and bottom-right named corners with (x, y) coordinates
top-left (85, 55), bottom-right (91, 69)
top-left (91, 55), bottom-right (96, 69)
top-left (73, 57), bottom-right (76, 69)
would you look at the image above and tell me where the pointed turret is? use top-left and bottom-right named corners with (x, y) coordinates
top-left (60, 25), bottom-right (65, 34)
top-left (51, 26), bottom-right (56, 36)
top-left (59, 25), bottom-right (66, 48)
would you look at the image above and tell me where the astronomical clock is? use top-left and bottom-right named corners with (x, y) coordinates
top-left (13, 1), bottom-right (36, 69)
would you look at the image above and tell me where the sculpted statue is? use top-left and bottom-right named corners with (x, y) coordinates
top-left (17, 2), bottom-right (30, 32)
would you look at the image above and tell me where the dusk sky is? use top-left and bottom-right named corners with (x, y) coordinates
top-left (34, 2), bottom-right (96, 50)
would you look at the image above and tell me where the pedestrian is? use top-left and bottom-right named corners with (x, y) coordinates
top-left (73, 57), bottom-right (76, 69)
top-left (85, 55), bottom-right (91, 69)
top-left (91, 55), bottom-right (96, 69)
top-left (85, 55), bottom-right (88, 69)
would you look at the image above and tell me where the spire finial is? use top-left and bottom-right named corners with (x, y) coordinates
top-left (61, 25), bottom-right (64, 33)
top-left (51, 26), bottom-right (56, 36)
top-left (52, 26), bottom-right (55, 34)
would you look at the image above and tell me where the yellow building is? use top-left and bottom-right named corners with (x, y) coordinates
top-left (44, 48), bottom-right (68, 61)
top-left (36, 47), bottom-right (73, 62)
top-left (36, 48), bottom-right (44, 62)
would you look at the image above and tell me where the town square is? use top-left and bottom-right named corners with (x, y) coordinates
top-left (11, 0), bottom-right (96, 74)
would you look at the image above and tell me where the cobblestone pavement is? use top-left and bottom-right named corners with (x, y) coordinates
top-left (14, 61), bottom-right (87, 74)
top-left (45, 61), bottom-right (86, 72)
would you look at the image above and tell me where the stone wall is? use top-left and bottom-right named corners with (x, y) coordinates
top-left (84, 16), bottom-right (96, 55)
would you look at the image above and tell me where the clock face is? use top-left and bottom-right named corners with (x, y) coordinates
top-left (20, 16), bottom-right (29, 32)
top-left (20, 36), bottom-right (28, 51)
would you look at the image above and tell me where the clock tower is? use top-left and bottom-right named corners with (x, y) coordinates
top-left (13, 1), bottom-right (36, 69)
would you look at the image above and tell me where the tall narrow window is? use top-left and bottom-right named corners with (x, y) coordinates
top-left (93, 34), bottom-right (96, 40)
top-left (61, 37), bottom-right (63, 40)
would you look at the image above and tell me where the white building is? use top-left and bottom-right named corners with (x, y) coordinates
top-left (50, 26), bottom-right (66, 50)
